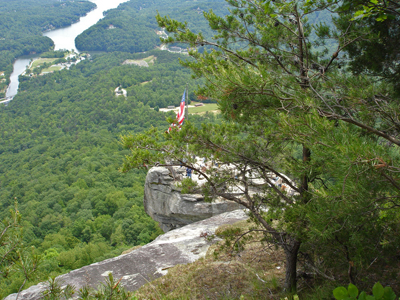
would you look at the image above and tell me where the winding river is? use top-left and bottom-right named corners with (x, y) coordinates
top-left (5, 0), bottom-right (128, 99)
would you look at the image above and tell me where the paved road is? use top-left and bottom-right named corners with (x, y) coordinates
top-left (0, 97), bottom-right (13, 104)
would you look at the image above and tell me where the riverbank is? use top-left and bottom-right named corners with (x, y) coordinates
top-left (26, 51), bottom-right (88, 76)
top-left (4, 0), bottom-right (129, 100)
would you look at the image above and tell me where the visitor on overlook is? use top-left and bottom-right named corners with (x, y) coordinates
top-left (186, 167), bottom-right (192, 179)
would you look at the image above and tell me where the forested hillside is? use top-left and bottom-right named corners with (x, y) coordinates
top-left (75, 0), bottom-right (228, 52)
top-left (0, 0), bottom-right (96, 97)
top-left (0, 49), bottom-right (214, 297)
top-left (0, 0), bottom-right (340, 297)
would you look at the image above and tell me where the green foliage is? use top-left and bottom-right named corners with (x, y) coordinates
top-left (176, 177), bottom-right (199, 194)
top-left (40, 50), bottom-right (68, 59)
top-left (0, 205), bottom-right (23, 274)
top-left (214, 225), bottom-right (253, 254)
top-left (94, 273), bottom-right (133, 300)
top-left (348, 0), bottom-right (399, 21)
top-left (41, 276), bottom-right (75, 300)
top-left (333, 283), bottom-right (397, 300)
top-left (0, 205), bottom-right (41, 299)
top-left (2, 0), bottom-right (400, 298)
top-left (335, 0), bottom-right (400, 93)
top-left (40, 273), bottom-right (134, 300)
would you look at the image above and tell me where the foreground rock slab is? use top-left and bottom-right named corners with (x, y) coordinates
top-left (5, 210), bottom-right (247, 300)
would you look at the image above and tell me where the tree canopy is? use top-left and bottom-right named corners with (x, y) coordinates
top-left (0, 49), bottom-right (214, 297)
top-left (337, 0), bottom-right (400, 94)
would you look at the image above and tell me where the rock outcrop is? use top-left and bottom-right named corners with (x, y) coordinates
top-left (144, 166), bottom-right (242, 232)
top-left (5, 210), bottom-right (248, 300)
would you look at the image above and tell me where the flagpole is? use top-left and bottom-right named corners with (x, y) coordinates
top-left (185, 83), bottom-right (188, 121)
top-left (185, 83), bottom-right (189, 156)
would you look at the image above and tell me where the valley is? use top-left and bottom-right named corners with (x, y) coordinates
top-left (2, 0), bottom-right (400, 299)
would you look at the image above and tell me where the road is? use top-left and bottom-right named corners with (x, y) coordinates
top-left (0, 97), bottom-right (13, 104)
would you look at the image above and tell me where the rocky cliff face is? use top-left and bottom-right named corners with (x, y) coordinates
top-left (5, 210), bottom-right (248, 300)
top-left (144, 166), bottom-right (242, 232)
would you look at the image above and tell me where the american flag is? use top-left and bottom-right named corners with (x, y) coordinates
top-left (168, 90), bottom-right (186, 132)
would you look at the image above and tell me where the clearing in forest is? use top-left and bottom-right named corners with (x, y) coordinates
top-left (42, 65), bottom-right (63, 73)
top-left (189, 103), bottom-right (219, 115)
top-left (30, 58), bottom-right (58, 69)
top-left (122, 55), bottom-right (156, 67)
top-left (159, 102), bottom-right (220, 115)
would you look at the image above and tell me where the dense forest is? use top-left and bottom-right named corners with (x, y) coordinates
top-left (0, 49), bottom-right (214, 297)
top-left (0, 0), bottom-right (341, 298)
top-left (0, 0), bottom-right (96, 97)
top-left (75, 0), bottom-right (229, 52)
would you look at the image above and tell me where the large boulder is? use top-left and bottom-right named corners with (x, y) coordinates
top-left (5, 210), bottom-right (248, 300)
top-left (144, 166), bottom-right (242, 232)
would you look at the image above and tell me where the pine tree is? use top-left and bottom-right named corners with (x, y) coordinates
top-left (121, 0), bottom-right (400, 293)
top-left (0, 204), bottom-right (41, 299)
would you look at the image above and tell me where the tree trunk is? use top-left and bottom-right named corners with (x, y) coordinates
top-left (284, 239), bottom-right (301, 294)
top-left (281, 145), bottom-right (310, 295)
top-left (301, 145), bottom-right (311, 197)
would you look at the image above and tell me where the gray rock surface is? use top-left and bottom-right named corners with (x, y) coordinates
top-left (144, 166), bottom-right (242, 232)
top-left (5, 210), bottom-right (248, 300)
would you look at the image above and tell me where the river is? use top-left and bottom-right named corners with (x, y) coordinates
top-left (5, 0), bottom-right (129, 99)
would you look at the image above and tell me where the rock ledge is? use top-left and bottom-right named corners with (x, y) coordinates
top-left (5, 210), bottom-right (248, 300)
top-left (144, 166), bottom-right (242, 232)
